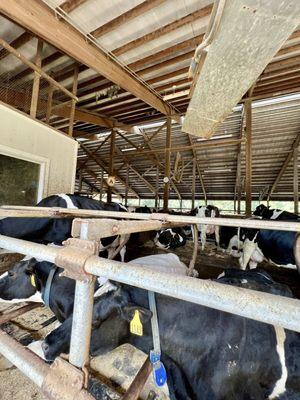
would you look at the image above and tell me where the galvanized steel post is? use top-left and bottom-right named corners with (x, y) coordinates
top-left (69, 221), bottom-right (95, 369)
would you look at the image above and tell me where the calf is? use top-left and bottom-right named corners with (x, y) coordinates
top-left (253, 204), bottom-right (299, 221)
top-left (42, 269), bottom-right (300, 400)
top-left (191, 205), bottom-right (220, 250)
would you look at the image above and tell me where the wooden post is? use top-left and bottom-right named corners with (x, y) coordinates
top-left (30, 39), bottom-right (43, 118)
top-left (78, 170), bottom-right (83, 192)
top-left (99, 169), bottom-right (104, 201)
top-left (45, 84), bottom-right (54, 124)
top-left (163, 117), bottom-right (171, 212)
top-left (125, 163), bottom-right (129, 207)
top-left (155, 165), bottom-right (159, 209)
top-left (294, 146), bottom-right (299, 214)
top-left (192, 158), bottom-right (196, 209)
top-left (245, 99), bottom-right (252, 217)
top-left (107, 130), bottom-right (115, 203)
top-left (68, 64), bottom-right (79, 137)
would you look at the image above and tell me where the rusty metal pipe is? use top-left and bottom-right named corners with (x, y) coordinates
top-left (0, 329), bottom-right (49, 387)
top-left (85, 256), bottom-right (300, 333)
top-left (69, 222), bottom-right (95, 369)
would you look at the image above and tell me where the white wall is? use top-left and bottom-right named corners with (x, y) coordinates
top-left (0, 101), bottom-right (78, 198)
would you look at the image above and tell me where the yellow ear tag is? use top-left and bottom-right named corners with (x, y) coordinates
top-left (30, 275), bottom-right (36, 288)
top-left (130, 310), bottom-right (143, 336)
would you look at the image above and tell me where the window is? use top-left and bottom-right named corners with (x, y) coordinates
top-left (0, 154), bottom-right (41, 206)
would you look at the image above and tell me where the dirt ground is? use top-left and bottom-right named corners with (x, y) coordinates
top-left (0, 240), bottom-right (299, 399)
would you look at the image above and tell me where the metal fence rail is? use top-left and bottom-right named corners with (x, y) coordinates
top-left (0, 208), bottom-right (299, 399)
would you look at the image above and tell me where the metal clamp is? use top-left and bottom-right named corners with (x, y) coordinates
top-left (55, 238), bottom-right (99, 281)
top-left (41, 357), bottom-right (93, 400)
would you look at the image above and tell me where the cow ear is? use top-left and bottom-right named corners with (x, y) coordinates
top-left (25, 258), bottom-right (37, 275)
top-left (120, 304), bottom-right (152, 324)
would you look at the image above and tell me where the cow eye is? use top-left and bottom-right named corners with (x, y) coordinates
top-left (8, 271), bottom-right (14, 277)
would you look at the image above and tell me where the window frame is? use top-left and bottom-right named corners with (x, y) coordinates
top-left (0, 144), bottom-right (50, 203)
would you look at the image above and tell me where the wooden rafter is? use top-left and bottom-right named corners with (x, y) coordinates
top-left (59, 0), bottom-right (89, 14)
top-left (113, 5), bottom-right (212, 56)
top-left (267, 133), bottom-right (300, 201)
top-left (0, 0), bottom-right (178, 119)
top-left (79, 142), bottom-right (139, 198)
top-left (0, 31), bottom-right (33, 61)
top-left (91, 0), bottom-right (165, 38)
top-left (187, 135), bottom-right (207, 203)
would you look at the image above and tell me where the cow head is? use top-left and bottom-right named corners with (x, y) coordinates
top-left (253, 204), bottom-right (269, 218)
top-left (42, 288), bottom-right (152, 361)
top-left (0, 258), bottom-right (38, 301)
top-left (239, 229), bottom-right (260, 269)
top-left (154, 228), bottom-right (186, 249)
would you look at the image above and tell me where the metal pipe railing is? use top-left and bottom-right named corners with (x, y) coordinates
top-left (1, 207), bottom-right (300, 232)
top-left (85, 256), bottom-right (300, 333)
top-left (0, 234), bottom-right (299, 333)
top-left (0, 329), bottom-right (49, 387)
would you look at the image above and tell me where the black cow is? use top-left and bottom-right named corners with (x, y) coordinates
top-left (253, 204), bottom-right (299, 221)
top-left (42, 269), bottom-right (300, 400)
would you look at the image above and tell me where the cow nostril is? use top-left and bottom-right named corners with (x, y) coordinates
top-left (232, 246), bottom-right (238, 250)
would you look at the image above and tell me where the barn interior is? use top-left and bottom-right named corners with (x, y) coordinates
top-left (0, 1), bottom-right (300, 399)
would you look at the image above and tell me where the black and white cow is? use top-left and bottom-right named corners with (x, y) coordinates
top-left (253, 204), bottom-right (300, 221)
top-left (241, 228), bottom-right (300, 272)
top-left (0, 258), bottom-right (114, 321)
top-left (42, 269), bottom-right (300, 400)
top-left (191, 205), bottom-right (220, 250)
top-left (154, 228), bottom-right (187, 250)
top-left (219, 225), bottom-right (300, 272)
top-left (0, 193), bottom-right (128, 260)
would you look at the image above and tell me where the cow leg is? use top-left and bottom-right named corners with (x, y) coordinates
top-left (215, 226), bottom-right (220, 250)
top-left (200, 225), bottom-right (206, 251)
top-left (120, 245), bottom-right (126, 263)
top-left (108, 234), bottom-right (130, 260)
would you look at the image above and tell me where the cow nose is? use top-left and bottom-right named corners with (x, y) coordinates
top-left (41, 341), bottom-right (49, 355)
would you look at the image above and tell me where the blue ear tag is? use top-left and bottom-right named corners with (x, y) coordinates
top-left (150, 350), bottom-right (167, 387)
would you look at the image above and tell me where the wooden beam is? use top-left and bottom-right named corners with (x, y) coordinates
top-left (59, 0), bottom-right (89, 14)
top-left (30, 39), bottom-right (43, 118)
top-left (0, 31), bottom-right (33, 61)
top-left (234, 107), bottom-right (244, 214)
top-left (45, 84), bottom-right (54, 124)
top-left (268, 133), bottom-right (300, 201)
top-left (107, 130), bottom-right (115, 203)
top-left (82, 167), bottom-right (121, 197)
top-left (245, 100), bottom-right (252, 217)
top-left (0, 38), bottom-right (76, 100)
top-left (113, 5), bottom-right (212, 56)
top-left (125, 164), bottom-right (129, 207)
top-left (79, 142), bottom-right (139, 198)
top-left (163, 117), bottom-right (171, 211)
top-left (68, 64), bottom-right (79, 136)
top-left (187, 134), bottom-right (207, 204)
top-left (155, 165), bottom-right (159, 209)
top-left (0, 0), bottom-right (177, 118)
top-left (191, 158), bottom-right (196, 209)
top-left (77, 134), bottom-right (111, 171)
top-left (294, 147), bottom-right (299, 215)
top-left (91, 0), bottom-right (165, 38)
top-left (53, 105), bottom-right (133, 130)
top-left (128, 165), bottom-right (156, 194)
